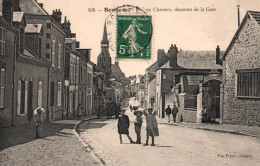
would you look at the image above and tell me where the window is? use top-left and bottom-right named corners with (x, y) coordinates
top-left (46, 33), bottom-right (50, 38)
top-left (75, 64), bottom-right (78, 84)
top-left (19, 28), bottom-right (24, 53)
top-left (38, 38), bottom-right (42, 58)
top-left (237, 71), bottom-right (260, 98)
top-left (17, 80), bottom-right (27, 115)
top-left (0, 68), bottom-right (5, 108)
top-left (73, 64), bottom-right (76, 84)
top-left (46, 53), bottom-right (50, 59)
top-left (47, 23), bottom-right (51, 29)
top-left (50, 81), bottom-right (55, 106)
top-left (58, 43), bottom-right (61, 69)
top-left (0, 28), bottom-right (6, 56)
top-left (38, 81), bottom-right (43, 107)
top-left (80, 66), bottom-right (82, 83)
top-left (70, 63), bottom-right (73, 83)
top-left (46, 43), bottom-right (50, 49)
top-left (52, 39), bottom-right (56, 67)
top-left (57, 82), bottom-right (62, 107)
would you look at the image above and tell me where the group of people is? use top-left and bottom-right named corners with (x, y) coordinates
top-left (117, 107), bottom-right (159, 146)
top-left (165, 104), bottom-right (179, 123)
top-left (106, 101), bottom-right (121, 119)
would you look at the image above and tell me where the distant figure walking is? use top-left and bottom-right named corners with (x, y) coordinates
top-left (143, 107), bottom-right (159, 146)
top-left (129, 105), bottom-right (133, 112)
top-left (165, 105), bottom-right (172, 122)
top-left (77, 104), bottom-right (82, 119)
top-left (172, 104), bottom-right (179, 123)
top-left (117, 110), bottom-right (134, 144)
top-left (134, 110), bottom-right (143, 144)
top-left (34, 107), bottom-right (44, 139)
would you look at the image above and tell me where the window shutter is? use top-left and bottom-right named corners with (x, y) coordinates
top-left (0, 69), bottom-right (5, 108)
top-left (17, 81), bottom-right (21, 115)
top-left (38, 81), bottom-right (43, 107)
top-left (58, 44), bottom-right (61, 69)
top-left (24, 81), bottom-right (28, 114)
top-left (57, 82), bottom-right (62, 106)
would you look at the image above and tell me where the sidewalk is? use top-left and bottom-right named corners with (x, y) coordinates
top-left (157, 118), bottom-right (260, 138)
top-left (0, 115), bottom-right (100, 166)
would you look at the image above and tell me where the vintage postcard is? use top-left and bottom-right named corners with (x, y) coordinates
top-left (0, 0), bottom-right (259, 166)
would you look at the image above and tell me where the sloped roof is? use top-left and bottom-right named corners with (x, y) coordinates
top-left (248, 11), bottom-right (260, 25)
top-left (223, 11), bottom-right (260, 59)
top-left (111, 64), bottom-right (125, 77)
top-left (0, 12), bottom-right (24, 22)
top-left (0, 0), bottom-right (48, 15)
top-left (146, 61), bottom-right (158, 71)
top-left (177, 51), bottom-right (223, 69)
top-left (25, 24), bottom-right (42, 33)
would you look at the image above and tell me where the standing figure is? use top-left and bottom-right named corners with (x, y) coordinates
top-left (106, 102), bottom-right (110, 119)
top-left (165, 105), bottom-right (172, 122)
top-left (134, 110), bottom-right (143, 144)
top-left (34, 107), bottom-right (44, 139)
top-left (143, 107), bottom-right (159, 146)
top-left (129, 105), bottom-right (133, 112)
top-left (117, 110), bottom-right (134, 144)
top-left (115, 104), bottom-right (120, 119)
top-left (172, 104), bottom-right (179, 123)
top-left (77, 104), bottom-right (82, 119)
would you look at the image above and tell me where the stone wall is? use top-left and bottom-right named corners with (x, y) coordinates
top-left (177, 93), bottom-right (197, 122)
top-left (224, 15), bottom-right (260, 125)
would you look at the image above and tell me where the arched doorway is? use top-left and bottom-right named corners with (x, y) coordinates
top-left (202, 80), bottom-right (221, 123)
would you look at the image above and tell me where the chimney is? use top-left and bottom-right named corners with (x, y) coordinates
top-left (237, 5), bottom-right (240, 27)
top-left (51, 9), bottom-right (62, 24)
top-left (76, 41), bottom-right (80, 48)
top-left (13, 0), bottom-right (21, 11)
top-left (169, 44), bottom-right (178, 68)
top-left (216, 45), bottom-right (222, 65)
top-left (2, 0), bottom-right (14, 25)
top-left (38, 3), bottom-right (43, 8)
top-left (157, 49), bottom-right (165, 67)
top-left (115, 57), bottom-right (119, 66)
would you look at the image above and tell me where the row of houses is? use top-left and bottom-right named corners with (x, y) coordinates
top-left (0, 0), bottom-right (128, 127)
top-left (144, 10), bottom-right (260, 126)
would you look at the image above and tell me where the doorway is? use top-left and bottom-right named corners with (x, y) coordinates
top-left (202, 80), bottom-right (221, 123)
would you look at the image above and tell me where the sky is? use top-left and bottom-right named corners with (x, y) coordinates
top-left (38, 0), bottom-right (260, 77)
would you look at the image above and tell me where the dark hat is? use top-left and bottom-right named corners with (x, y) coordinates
top-left (134, 110), bottom-right (143, 116)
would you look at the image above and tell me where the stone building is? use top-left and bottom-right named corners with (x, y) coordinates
top-left (1, 0), bottom-right (67, 121)
top-left (146, 44), bottom-right (224, 123)
top-left (222, 11), bottom-right (260, 125)
top-left (0, 0), bottom-right (50, 126)
top-left (0, 13), bottom-right (17, 127)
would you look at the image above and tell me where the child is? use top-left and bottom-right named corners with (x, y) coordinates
top-left (117, 109), bottom-right (134, 144)
top-left (143, 107), bottom-right (159, 146)
top-left (134, 110), bottom-right (143, 144)
top-left (34, 107), bottom-right (44, 139)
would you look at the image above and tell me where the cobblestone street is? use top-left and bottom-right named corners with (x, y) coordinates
top-left (78, 98), bottom-right (260, 166)
top-left (0, 119), bottom-right (100, 166)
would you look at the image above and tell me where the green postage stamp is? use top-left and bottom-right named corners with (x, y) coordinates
top-left (117, 15), bottom-right (152, 59)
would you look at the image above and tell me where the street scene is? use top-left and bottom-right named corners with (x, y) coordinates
top-left (79, 97), bottom-right (260, 166)
top-left (0, 0), bottom-right (260, 165)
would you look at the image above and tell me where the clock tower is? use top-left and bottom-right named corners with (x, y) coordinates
top-left (97, 21), bottom-right (112, 79)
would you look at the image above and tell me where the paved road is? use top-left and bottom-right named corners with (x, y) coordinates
top-left (79, 98), bottom-right (260, 166)
top-left (0, 119), bottom-right (100, 166)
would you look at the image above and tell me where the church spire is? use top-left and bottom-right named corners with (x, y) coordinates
top-left (101, 21), bottom-right (109, 44)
